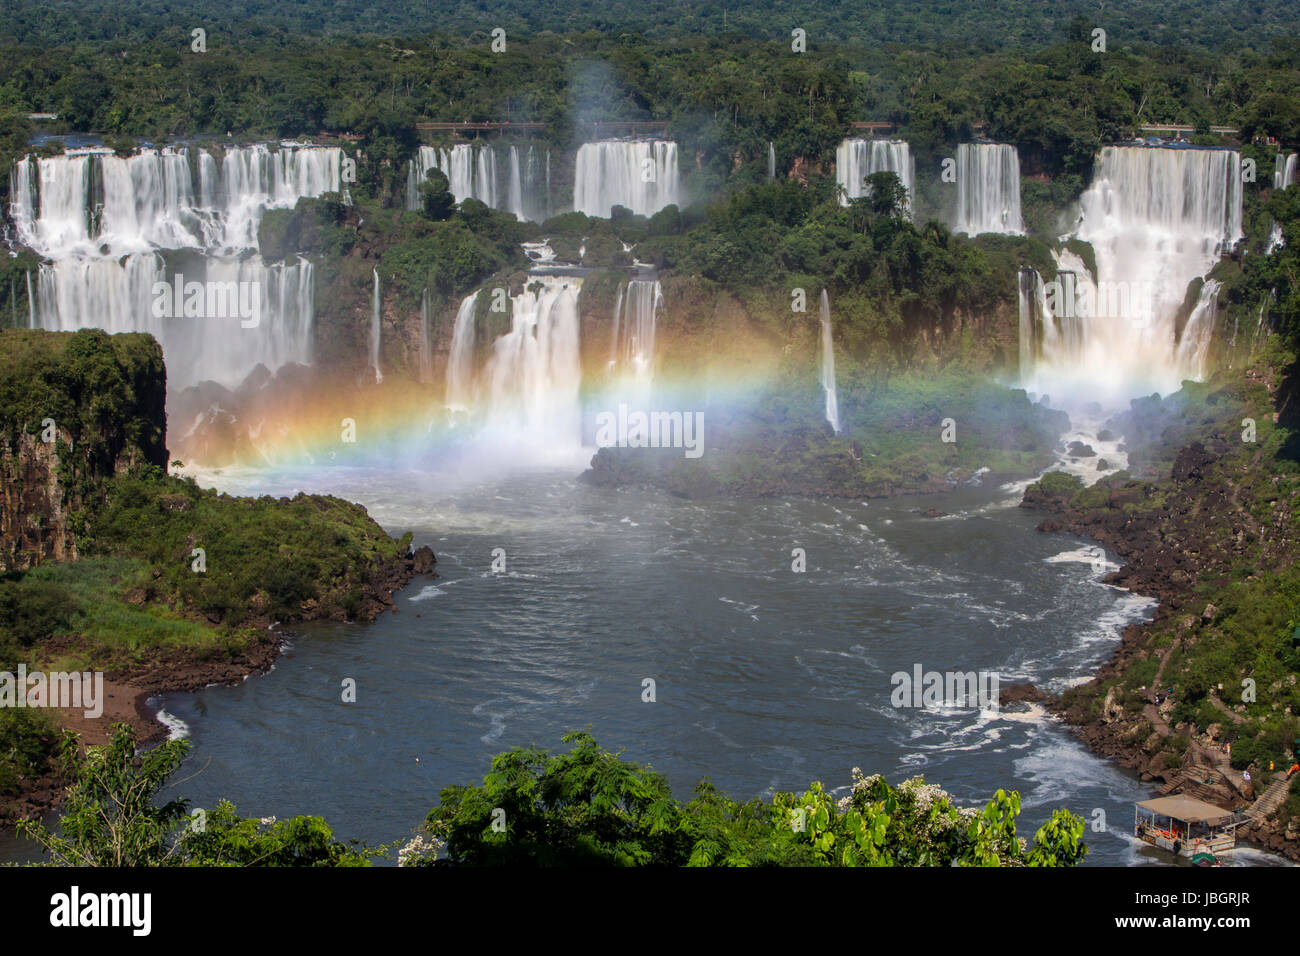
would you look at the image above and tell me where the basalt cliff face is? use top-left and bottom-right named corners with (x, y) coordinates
top-left (0, 329), bottom-right (167, 571)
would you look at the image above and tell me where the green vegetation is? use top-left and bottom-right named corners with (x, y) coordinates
top-left (411, 731), bottom-right (1087, 867)
top-left (1050, 353), bottom-right (1300, 780)
top-left (18, 723), bottom-right (367, 866)
top-left (80, 467), bottom-right (411, 630)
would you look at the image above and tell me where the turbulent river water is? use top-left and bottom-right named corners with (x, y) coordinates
top-left (37, 453), bottom-right (1270, 869)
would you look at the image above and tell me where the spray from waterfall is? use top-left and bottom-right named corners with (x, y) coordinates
top-left (820, 290), bottom-right (839, 434)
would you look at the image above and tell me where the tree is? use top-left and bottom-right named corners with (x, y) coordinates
top-left (863, 170), bottom-right (910, 220)
top-left (19, 723), bottom-right (190, 866)
top-left (414, 734), bottom-right (1089, 867)
top-left (18, 723), bottom-right (369, 866)
top-left (418, 168), bottom-right (455, 221)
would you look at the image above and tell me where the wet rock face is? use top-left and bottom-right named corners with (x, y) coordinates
top-left (411, 545), bottom-right (437, 574)
top-left (1067, 441), bottom-right (1096, 457)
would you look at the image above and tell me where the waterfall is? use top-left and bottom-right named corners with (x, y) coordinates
top-left (1275, 153), bottom-right (1298, 190)
top-left (1064, 145), bottom-right (1242, 393)
top-left (573, 141), bottom-right (681, 218)
top-left (370, 268), bottom-right (383, 384)
top-left (25, 271), bottom-right (34, 329)
top-left (1018, 268), bottom-right (1043, 379)
top-left (33, 254), bottom-right (314, 389)
top-left (406, 143), bottom-right (549, 220)
top-left (609, 279), bottom-right (662, 389)
top-left (13, 144), bottom-right (341, 389)
top-left (836, 139), bottom-right (915, 219)
top-left (483, 276), bottom-right (583, 445)
top-left (1018, 146), bottom-right (1242, 395)
top-left (1175, 280), bottom-right (1221, 380)
top-left (767, 142), bottom-right (776, 180)
top-left (445, 290), bottom-right (480, 411)
top-left (819, 290), bottom-right (839, 434)
top-left (1268, 153), bottom-right (1297, 252)
top-left (954, 143), bottom-right (1023, 236)
top-left (419, 288), bottom-right (433, 385)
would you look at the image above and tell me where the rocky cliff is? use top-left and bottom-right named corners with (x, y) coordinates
top-left (0, 329), bottom-right (167, 571)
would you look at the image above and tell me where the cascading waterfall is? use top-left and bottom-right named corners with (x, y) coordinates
top-left (608, 279), bottom-right (662, 391)
top-left (954, 143), bottom-right (1023, 236)
top-left (1174, 280), bottom-right (1221, 380)
top-left (11, 144), bottom-right (340, 388)
top-left (25, 271), bottom-right (34, 329)
top-left (370, 269), bottom-right (383, 384)
top-left (1276, 153), bottom-right (1298, 191)
top-left (836, 139), bottom-right (915, 219)
top-left (445, 290), bottom-right (480, 411)
top-left (482, 276), bottom-right (583, 447)
top-left (1045, 145), bottom-right (1243, 394)
top-left (767, 142), bottom-right (776, 180)
top-left (573, 141), bottom-right (681, 218)
top-left (819, 290), bottom-right (839, 434)
top-left (34, 254), bottom-right (314, 390)
top-left (1268, 153), bottom-right (1297, 252)
top-left (406, 144), bottom-right (550, 221)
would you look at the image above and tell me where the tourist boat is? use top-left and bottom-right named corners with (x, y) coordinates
top-left (1134, 796), bottom-right (1237, 858)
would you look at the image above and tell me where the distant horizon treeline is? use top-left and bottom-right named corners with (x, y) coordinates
top-left (2, 0), bottom-right (1299, 53)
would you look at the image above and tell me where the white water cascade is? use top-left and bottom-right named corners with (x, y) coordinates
top-left (819, 290), bottom-right (840, 434)
top-left (1174, 280), bottom-right (1222, 381)
top-left (836, 139), bottom-right (915, 220)
top-left (10, 144), bottom-right (341, 388)
top-left (1277, 153), bottom-right (1299, 191)
top-left (954, 143), bottom-right (1024, 236)
top-left (609, 279), bottom-right (662, 392)
top-left (573, 141), bottom-right (681, 218)
top-left (406, 144), bottom-right (551, 221)
top-left (1268, 153), bottom-right (1297, 252)
top-left (767, 142), bottom-right (776, 180)
top-left (1062, 145), bottom-right (1241, 394)
top-left (370, 269), bottom-right (383, 384)
top-left (482, 276), bottom-right (583, 447)
top-left (445, 290), bottom-right (480, 411)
